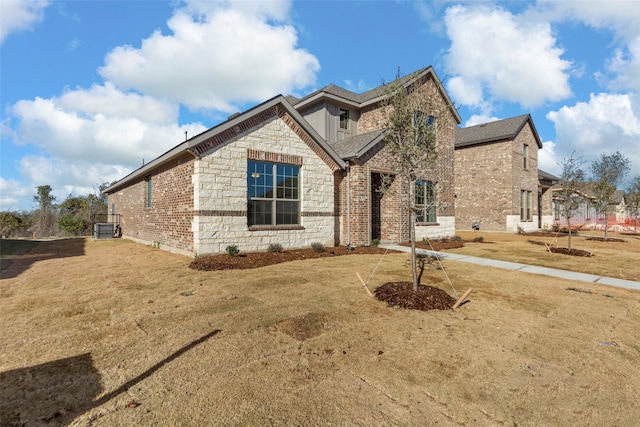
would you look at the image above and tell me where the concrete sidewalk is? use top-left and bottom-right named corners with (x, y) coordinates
top-left (380, 244), bottom-right (640, 291)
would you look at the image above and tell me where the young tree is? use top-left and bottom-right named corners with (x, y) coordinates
top-left (626, 175), bottom-right (640, 233)
top-left (379, 70), bottom-right (443, 291)
top-left (590, 151), bottom-right (630, 239)
top-left (556, 154), bottom-right (586, 250)
top-left (33, 185), bottom-right (58, 237)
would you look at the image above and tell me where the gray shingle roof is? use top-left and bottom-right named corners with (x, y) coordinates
top-left (455, 114), bottom-right (542, 149)
top-left (328, 129), bottom-right (386, 160)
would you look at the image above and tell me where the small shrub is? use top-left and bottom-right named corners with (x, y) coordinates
top-left (517, 225), bottom-right (525, 234)
top-left (311, 242), bottom-right (325, 253)
top-left (225, 245), bottom-right (240, 257)
top-left (371, 238), bottom-right (380, 247)
top-left (473, 236), bottom-right (484, 243)
top-left (267, 243), bottom-right (283, 253)
top-left (552, 222), bottom-right (560, 232)
top-left (452, 235), bottom-right (462, 241)
top-left (421, 238), bottom-right (430, 246)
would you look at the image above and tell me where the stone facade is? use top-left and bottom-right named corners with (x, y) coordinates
top-left (454, 121), bottom-right (540, 232)
top-left (193, 115), bottom-right (337, 255)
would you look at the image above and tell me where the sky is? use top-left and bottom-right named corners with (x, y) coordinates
top-left (1, 0), bottom-right (640, 211)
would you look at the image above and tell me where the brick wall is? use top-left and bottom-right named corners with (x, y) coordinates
top-left (338, 74), bottom-right (457, 244)
top-left (108, 153), bottom-right (195, 255)
top-left (454, 121), bottom-right (540, 232)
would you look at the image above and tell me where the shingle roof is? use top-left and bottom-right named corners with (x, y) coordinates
top-left (328, 129), bottom-right (386, 160)
top-left (538, 169), bottom-right (560, 182)
top-left (455, 114), bottom-right (542, 149)
top-left (290, 67), bottom-right (462, 124)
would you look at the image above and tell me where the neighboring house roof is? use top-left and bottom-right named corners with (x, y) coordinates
top-left (539, 169), bottom-right (560, 186)
top-left (290, 66), bottom-right (462, 124)
top-left (327, 129), bottom-right (386, 160)
top-left (103, 95), bottom-right (346, 194)
top-left (455, 114), bottom-right (543, 149)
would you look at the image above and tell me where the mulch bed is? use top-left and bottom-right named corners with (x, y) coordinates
top-left (402, 238), bottom-right (465, 251)
top-left (189, 246), bottom-right (399, 271)
top-left (584, 237), bottom-right (625, 242)
top-left (549, 247), bottom-right (592, 257)
top-left (374, 281), bottom-right (456, 311)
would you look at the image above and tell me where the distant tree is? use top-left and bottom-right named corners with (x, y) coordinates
top-left (626, 175), bottom-right (640, 233)
top-left (379, 69), bottom-right (445, 291)
top-left (0, 211), bottom-right (29, 237)
top-left (556, 154), bottom-right (586, 250)
top-left (32, 185), bottom-right (58, 237)
top-left (590, 151), bottom-right (630, 239)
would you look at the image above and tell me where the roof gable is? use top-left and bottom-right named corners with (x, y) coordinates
top-left (290, 66), bottom-right (462, 124)
top-left (104, 96), bottom-right (345, 194)
top-left (456, 114), bottom-right (543, 149)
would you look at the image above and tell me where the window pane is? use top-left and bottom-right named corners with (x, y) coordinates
top-left (415, 181), bottom-right (425, 206)
top-left (339, 109), bottom-right (349, 130)
top-left (248, 200), bottom-right (272, 226)
top-left (276, 164), bottom-right (299, 200)
top-left (248, 161), bottom-right (273, 198)
top-left (276, 201), bottom-right (299, 225)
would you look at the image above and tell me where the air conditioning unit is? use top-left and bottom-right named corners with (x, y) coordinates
top-left (94, 223), bottom-right (114, 240)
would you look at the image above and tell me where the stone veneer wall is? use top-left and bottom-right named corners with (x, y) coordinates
top-left (108, 153), bottom-right (195, 256)
top-left (193, 115), bottom-right (336, 255)
top-left (339, 74), bottom-right (456, 244)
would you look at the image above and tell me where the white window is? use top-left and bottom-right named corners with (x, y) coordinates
top-left (248, 160), bottom-right (300, 226)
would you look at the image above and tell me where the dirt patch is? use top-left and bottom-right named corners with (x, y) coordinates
top-left (271, 312), bottom-right (330, 341)
top-left (374, 281), bottom-right (456, 311)
top-left (189, 246), bottom-right (397, 271)
top-left (549, 247), bottom-right (592, 257)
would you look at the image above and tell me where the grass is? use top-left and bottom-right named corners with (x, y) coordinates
top-left (1, 236), bottom-right (639, 426)
top-left (449, 230), bottom-right (640, 281)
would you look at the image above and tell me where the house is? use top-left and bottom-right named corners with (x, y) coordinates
top-left (454, 114), bottom-right (558, 232)
top-left (552, 186), bottom-right (627, 228)
top-left (103, 67), bottom-right (461, 256)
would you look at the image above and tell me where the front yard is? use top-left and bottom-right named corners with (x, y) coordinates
top-left (1, 234), bottom-right (639, 426)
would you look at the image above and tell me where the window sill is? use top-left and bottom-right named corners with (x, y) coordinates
top-left (248, 225), bottom-right (305, 231)
top-left (416, 222), bottom-right (440, 226)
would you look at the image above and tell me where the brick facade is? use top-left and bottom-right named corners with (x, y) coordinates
top-left (338, 75), bottom-right (457, 244)
top-left (454, 121), bottom-right (540, 232)
top-left (108, 153), bottom-right (195, 255)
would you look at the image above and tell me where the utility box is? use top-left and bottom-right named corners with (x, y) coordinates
top-left (94, 223), bottom-right (114, 240)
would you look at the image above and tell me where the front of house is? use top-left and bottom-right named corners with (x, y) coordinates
top-left (454, 115), bottom-right (558, 233)
top-left (104, 67), bottom-right (460, 256)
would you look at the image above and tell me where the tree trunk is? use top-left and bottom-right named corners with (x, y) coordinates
top-left (604, 213), bottom-right (609, 239)
top-left (409, 180), bottom-right (419, 291)
top-left (567, 217), bottom-right (572, 250)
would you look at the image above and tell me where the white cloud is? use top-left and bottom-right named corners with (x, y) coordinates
top-left (98, 4), bottom-right (319, 112)
top-left (0, 177), bottom-right (31, 211)
top-left (464, 114), bottom-right (500, 127)
top-left (546, 93), bottom-right (640, 180)
top-left (10, 83), bottom-right (205, 168)
top-left (0, 0), bottom-right (50, 43)
top-left (537, 140), bottom-right (559, 176)
top-left (443, 4), bottom-right (572, 110)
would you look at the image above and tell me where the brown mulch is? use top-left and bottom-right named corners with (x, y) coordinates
top-left (189, 246), bottom-right (399, 271)
top-left (549, 247), bottom-right (592, 257)
top-left (584, 237), bottom-right (625, 242)
top-left (402, 238), bottom-right (465, 251)
top-left (374, 281), bottom-right (456, 311)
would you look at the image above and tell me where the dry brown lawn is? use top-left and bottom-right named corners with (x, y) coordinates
top-left (1, 236), bottom-right (639, 426)
top-left (450, 230), bottom-right (640, 281)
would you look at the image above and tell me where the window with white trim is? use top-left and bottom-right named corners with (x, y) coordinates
top-left (247, 160), bottom-right (300, 226)
top-left (339, 108), bottom-right (350, 130)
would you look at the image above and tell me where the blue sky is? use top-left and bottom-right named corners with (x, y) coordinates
top-left (2, 0), bottom-right (640, 211)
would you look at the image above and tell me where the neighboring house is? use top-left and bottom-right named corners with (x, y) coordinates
top-left (103, 67), bottom-right (460, 256)
top-left (552, 187), bottom-right (627, 227)
top-left (454, 114), bottom-right (558, 232)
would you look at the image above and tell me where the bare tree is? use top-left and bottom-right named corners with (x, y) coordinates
top-left (590, 151), bottom-right (630, 239)
top-left (379, 70), bottom-right (446, 291)
top-left (32, 185), bottom-right (58, 237)
top-left (626, 175), bottom-right (640, 233)
top-left (556, 154), bottom-right (586, 250)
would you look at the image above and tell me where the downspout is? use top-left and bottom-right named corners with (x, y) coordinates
top-left (346, 161), bottom-right (351, 246)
